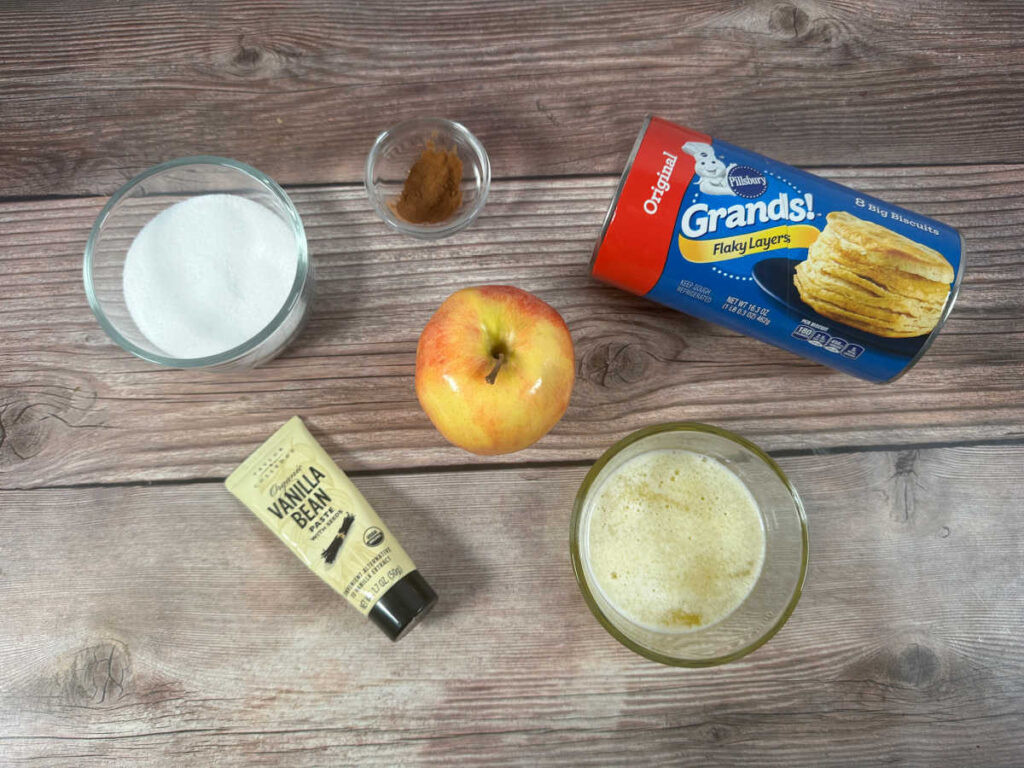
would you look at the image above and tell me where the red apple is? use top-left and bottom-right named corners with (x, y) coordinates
top-left (415, 285), bottom-right (575, 455)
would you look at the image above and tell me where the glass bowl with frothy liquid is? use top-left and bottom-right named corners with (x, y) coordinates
top-left (571, 423), bottom-right (807, 666)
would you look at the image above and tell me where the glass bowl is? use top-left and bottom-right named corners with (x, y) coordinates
top-left (83, 156), bottom-right (313, 369)
top-left (365, 117), bottom-right (490, 239)
top-left (571, 423), bottom-right (808, 667)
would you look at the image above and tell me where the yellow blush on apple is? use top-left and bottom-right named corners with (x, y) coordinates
top-left (415, 285), bottom-right (575, 455)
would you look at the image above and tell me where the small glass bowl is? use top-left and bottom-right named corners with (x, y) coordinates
top-left (365, 117), bottom-right (490, 239)
top-left (571, 423), bottom-right (808, 667)
top-left (83, 156), bottom-right (313, 369)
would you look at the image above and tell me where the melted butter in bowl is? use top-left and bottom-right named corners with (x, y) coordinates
top-left (571, 422), bottom-right (807, 666)
top-left (587, 449), bottom-right (765, 633)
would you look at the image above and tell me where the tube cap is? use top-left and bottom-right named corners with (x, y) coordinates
top-left (368, 570), bottom-right (438, 641)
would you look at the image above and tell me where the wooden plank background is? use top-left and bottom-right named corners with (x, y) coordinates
top-left (1, 0), bottom-right (1022, 765)
top-left (2, 169), bottom-right (1022, 488)
top-left (1, 448), bottom-right (1022, 765)
top-left (3, 0), bottom-right (1024, 196)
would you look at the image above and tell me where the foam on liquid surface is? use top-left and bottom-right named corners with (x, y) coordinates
top-left (587, 449), bottom-right (765, 632)
top-left (122, 194), bottom-right (298, 359)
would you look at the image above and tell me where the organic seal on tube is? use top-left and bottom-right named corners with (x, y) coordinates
top-left (226, 416), bottom-right (437, 640)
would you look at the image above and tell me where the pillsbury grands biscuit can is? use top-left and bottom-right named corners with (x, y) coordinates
top-left (591, 116), bottom-right (964, 382)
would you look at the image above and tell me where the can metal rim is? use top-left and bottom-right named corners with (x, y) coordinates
top-left (589, 114), bottom-right (652, 272)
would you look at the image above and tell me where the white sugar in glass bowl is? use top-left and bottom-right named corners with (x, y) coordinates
top-left (83, 156), bottom-right (314, 369)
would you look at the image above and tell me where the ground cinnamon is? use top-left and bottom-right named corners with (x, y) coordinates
top-left (392, 140), bottom-right (462, 224)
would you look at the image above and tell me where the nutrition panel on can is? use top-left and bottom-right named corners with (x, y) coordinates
top-left (591, 117), bottom-right (964, 382)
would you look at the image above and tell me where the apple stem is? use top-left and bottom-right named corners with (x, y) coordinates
top-left (485, 352), bottom-right (506, 385)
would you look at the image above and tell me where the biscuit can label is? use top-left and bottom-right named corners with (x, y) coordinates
top-left (591, 116), bottom-right (964, 382)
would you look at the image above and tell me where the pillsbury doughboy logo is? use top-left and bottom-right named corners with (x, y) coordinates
top-left (682, 141), bottom-right (766, 199)
top-left (726, 165), bottom-right (767, 199)
top-left (681, 141), bottom-right (734, 195)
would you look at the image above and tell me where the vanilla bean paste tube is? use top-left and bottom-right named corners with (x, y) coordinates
top-left (226, 416), bottom-right (437, 640)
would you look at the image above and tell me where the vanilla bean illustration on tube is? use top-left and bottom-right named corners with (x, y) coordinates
top-left (321, 512), bottom-right (356, 566)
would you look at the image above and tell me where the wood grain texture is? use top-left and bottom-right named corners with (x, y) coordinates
top-left (2, 0), bottom-right (1024, 196)
top-left (2, 168), bottom-right (1022, 489)
top-left (2, 0), bottom-right (1022, 762)
top-left (1, 446), bottom-right (1021, 766)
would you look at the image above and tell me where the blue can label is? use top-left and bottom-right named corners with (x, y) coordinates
top-left (592, 118), bottom-right (964, 382)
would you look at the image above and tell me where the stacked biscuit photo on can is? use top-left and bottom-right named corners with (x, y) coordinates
top-left (794, 211), bottom-right (955, 339)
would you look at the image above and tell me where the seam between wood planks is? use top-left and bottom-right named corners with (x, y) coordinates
top-left (3, 163), bottom-right (1024, 205)
top-left (6, 435), bottom-right (1024, 494)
